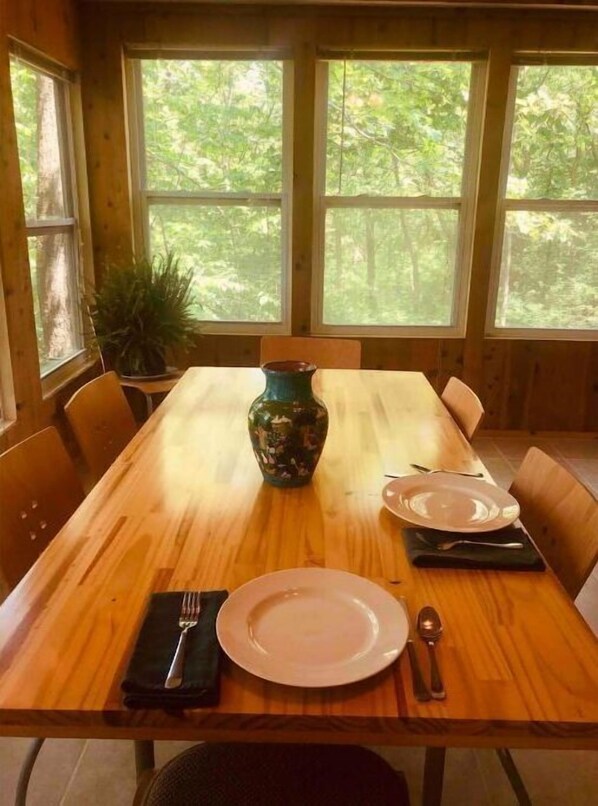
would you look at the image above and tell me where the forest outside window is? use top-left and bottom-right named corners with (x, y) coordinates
top-left (489, 61), bottom-right (598, 337)
top-left (10, 52), bottom-right (85, 378)
top-left (128, 54), bottom-right (291, 332)
top-left (313, 56), bottom-right (483, 336)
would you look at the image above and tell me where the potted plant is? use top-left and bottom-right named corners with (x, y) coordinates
top-left (89, 251), bottom-right (197, 378)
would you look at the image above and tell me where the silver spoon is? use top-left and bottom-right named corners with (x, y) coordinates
top-left (417, 606), bottom-right (446, 700)
top-left (417, 534), bottom-right (524, 551)
top-left (410, 463), bottom-right (484, 478)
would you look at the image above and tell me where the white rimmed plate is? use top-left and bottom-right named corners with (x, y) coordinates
top-left (382, 473), bottom-right (520, 533)
top-left (216, 568), bottom-right (407, 687)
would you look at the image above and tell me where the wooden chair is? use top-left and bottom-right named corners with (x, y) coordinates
top-left (440, 376), bottom-right (484, 441)
top-left (495, 447), bottom-right (598, 805)
top-left (64, 371), bottom-right (137, 484)
top-left (511, 447), bottom-right (598, 599)
top-left (0, 426), bottom-right (84, 592)
top-left (137, 743), bottom-right (409, 806)
top-left (0, 426), bottom-right (84, 806)
top-left (260, 336), bottom-right (361, 369)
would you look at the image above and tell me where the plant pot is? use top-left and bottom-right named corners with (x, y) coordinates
top-left (248, 361), bottom-right (329, 488)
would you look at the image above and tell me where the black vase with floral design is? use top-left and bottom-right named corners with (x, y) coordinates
top-left (248, 361), bottom-right (329, 488)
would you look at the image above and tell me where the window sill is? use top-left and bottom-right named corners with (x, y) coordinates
top-left (41, 350), bottom-right (99, 399)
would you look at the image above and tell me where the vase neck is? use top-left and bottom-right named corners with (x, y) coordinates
top-left (262, 361), bottom-right (316, 401)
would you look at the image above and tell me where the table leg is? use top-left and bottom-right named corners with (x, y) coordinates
top-left (134, 740), bottom-right (155, 782)
top-left (423, 746), bottom-right (446, 806)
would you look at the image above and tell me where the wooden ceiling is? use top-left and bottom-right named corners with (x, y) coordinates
top-left (76, 0), bottom-right (598, 11)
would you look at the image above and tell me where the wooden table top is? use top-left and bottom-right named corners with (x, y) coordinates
top-left (1, 367), bottom-right (597, 748)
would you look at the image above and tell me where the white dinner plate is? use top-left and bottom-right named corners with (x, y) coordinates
top-left (382, 473), bottom-right (520, 533)
top-left (216, 568), bottom-right (408, 687)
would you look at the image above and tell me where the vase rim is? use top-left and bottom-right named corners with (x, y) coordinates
top-left (261, 360), bottom-right (317, 374)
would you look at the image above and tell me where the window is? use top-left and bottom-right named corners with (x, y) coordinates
top-left (313, 56), bottom-right (483, 335)
top-left (128, 54), bottom-right (291, 331)
top-left (10, 50), bottom-right (86, 377)
top-left (489, 62), bottom-right (598, 336)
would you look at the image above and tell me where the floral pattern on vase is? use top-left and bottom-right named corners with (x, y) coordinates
top-left (248, 361), bottom-right (329, 488)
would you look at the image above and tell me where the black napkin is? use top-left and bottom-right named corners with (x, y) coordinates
top-left (402, 526), bottom-right (545, 571)
top-left (121, 590), bottom-right (228, 709)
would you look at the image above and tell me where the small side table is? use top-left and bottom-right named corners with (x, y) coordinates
top-left (118, 370), bottom-right (184, 419)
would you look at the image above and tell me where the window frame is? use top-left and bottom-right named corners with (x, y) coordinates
top-left (311, 51), bottom-right (486, 338)
top-left (486, 55), bottom-right (598, 341)
top-left (9, 43), bottom-right (94, 389)
top-left (125, 48), bottom-right (294, 335)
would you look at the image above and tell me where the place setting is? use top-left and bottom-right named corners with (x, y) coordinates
top-left (120, 567), bottom-right (453, 708)
top-left (382, 463), bottom-right (545, 571)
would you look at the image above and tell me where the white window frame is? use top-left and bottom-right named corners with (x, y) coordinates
top-left (312, 51), bottom-right (486, 338)
top-left (125, 48), bottom-right (293, 335)
top-left (10, 43), bottom-right (94, 391)
top-left (486, 55), bottom-right (598, 341)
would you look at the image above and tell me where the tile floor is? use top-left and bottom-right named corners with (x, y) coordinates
top-left (1, 434), bottom-right (597, 806)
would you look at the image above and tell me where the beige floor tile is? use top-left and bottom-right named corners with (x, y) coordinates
top-left (0, 737), bottom-right (85, 806)
top-left (551, 438), bottom-right (598, 460)
top-left (472, 437), bottom-right (503, 460)
top-left (510, 748), bottom-right (598, 805)
top-left (481, 457), bottom-right (516, 489)
top-left (493, 436), bottom-right (560, 461)
top-left (61, 739), bottom-right (136, 806)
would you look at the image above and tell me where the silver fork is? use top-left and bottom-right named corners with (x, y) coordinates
top-left (165, 591), bottom-right (201, 689)
top-left (417, 534), bottom-right (524, 551)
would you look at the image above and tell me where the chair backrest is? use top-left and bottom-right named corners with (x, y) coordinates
top-left (510, 447), bottom-right (598, 599)
top-left (64, 371), bottom-right (137, 483)
top-left (260, 336), bottom-right (361, 369)
top-left (0, 427), bottom-right (84, 591)
top-left (440, 376), bottom-right (484, 441)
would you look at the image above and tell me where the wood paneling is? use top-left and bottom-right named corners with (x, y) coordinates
top-left (7, 0), bottom-right (80, 69)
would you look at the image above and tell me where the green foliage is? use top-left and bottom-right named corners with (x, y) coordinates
top-left (89, 252), bottom-right (197, 377)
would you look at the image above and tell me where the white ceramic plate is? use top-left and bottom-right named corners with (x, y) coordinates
top-left (216, 568), bottom-right (408, 687)
top-left (382, 473), bottom-right (520, 533)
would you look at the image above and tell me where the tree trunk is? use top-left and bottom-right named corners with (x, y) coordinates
top-left (36, 73), bottom-right (77, 361)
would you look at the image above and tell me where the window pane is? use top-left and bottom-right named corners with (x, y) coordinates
top-left (507, 66), bottom-right (598, 200)
top-left (27, 232), bottom-right (82, 374)
top-left (142, 60), bottom-right (283, 193)
top-left (495, 211), bottom-right (598, 330)
top-left (149, 204), bottom-right (282, 322)
top-left (323, 208), bottom-right (458, 326)
top-left (326, 61), bottom-right (472, 197)
top-left (11, 60), bottom-right (67, 220)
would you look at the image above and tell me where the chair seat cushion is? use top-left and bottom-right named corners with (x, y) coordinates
top-left (142, 743), bottom-right (409, 805)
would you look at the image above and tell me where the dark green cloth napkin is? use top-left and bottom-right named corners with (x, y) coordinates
top-left (121, 590), bottom-right (228, 709)
top-left (402, 526), bottom-right (545, 571)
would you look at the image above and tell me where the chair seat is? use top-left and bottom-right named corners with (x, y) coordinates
top-left (141, 743), bottom-right (410, 805)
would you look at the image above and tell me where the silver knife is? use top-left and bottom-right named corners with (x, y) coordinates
top-left (399, 597), bottom-right (431, 702)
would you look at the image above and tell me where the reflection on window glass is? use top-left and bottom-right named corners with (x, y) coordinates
top-left (11, 57), bottom-right (82, 375)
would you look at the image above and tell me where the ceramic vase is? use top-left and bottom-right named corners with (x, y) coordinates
top-left (248, 361), bottom-right (329, 488)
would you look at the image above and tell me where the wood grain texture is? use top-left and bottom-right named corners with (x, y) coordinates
top-left (0, 368), bottom-right (597, 748)
top-left (510, 447), bottom-right (598, 599)
top-left (260, 336), bottom-right (362, 368)
top-left (64, 371), bottom-right (137, 483)
top-left (441, 376), bottom-right (485, 441)
top-left (0, 426), bottom-right (84, 593)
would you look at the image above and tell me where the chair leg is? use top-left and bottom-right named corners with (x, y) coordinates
top-left (423, 746), bottom-right (446, 806)
top-left (134, 740), bottom-right (155, 783)
top-left (496, 748), bottom-right (532, 806)
top-left (14, 737), bottom-right (44, 806)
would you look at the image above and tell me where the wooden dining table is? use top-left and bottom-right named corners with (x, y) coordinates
top-left (1, 367), bottom-right (597, 804)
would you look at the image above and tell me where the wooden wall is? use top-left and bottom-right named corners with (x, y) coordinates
top-left (79, 3), bottom-right (598, 432)
top-left (0, 0), bottom-right (92, 452)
